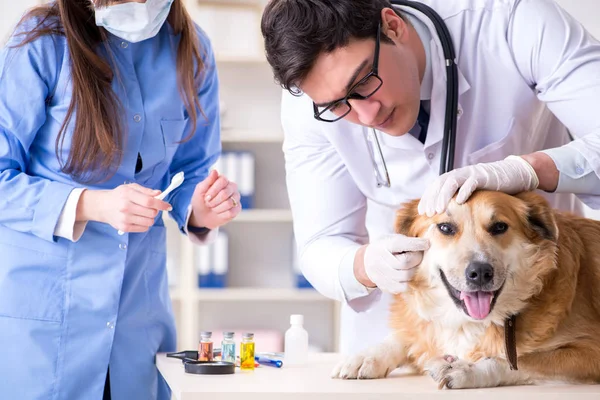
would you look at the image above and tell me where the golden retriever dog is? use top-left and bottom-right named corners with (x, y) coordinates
top-left (332, 190), bottom-right (600, 388)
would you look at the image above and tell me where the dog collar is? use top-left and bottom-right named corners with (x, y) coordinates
top-left (504, 314), bottom-right (518, 370)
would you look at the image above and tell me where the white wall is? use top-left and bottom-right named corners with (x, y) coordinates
top-left (0, 0), bottom-right (40, 44)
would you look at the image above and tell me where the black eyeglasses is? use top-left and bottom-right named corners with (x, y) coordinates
top-left (313, 24), bottom-right (384, 122)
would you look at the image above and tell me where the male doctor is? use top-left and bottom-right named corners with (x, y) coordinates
top-left (261, 0), bottom-right (600, 354)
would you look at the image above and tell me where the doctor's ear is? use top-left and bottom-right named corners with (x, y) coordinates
top-left (380, 7), bottom-right (408, 42)
top-left (395, 198), bottom-right (422, 236)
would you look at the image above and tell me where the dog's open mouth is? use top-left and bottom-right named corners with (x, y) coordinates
top-left (440, 270), bottom-right (503, 320)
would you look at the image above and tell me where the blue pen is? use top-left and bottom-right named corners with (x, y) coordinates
top-left (255, 355), bottom-right (283, 368)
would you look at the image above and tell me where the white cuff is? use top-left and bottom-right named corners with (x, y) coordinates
top-left (54, 188), bottom-right (88, 242)
top-left (541, 147), bottom-right (600, 195)
top-left (184, 204), bottom-right (218, 245)
top-left (338, 245), bottom-right (376, 302)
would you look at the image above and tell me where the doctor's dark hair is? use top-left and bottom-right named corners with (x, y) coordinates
top-left (10, 0), bottom-right (205, 183)
top-left (261, 0), bottom-right (402, 94)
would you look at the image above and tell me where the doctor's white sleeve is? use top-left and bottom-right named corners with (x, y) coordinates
top-left (281, 93), bottom-right (377, 307)
top-left (507, 0), bottom-right (600, 208)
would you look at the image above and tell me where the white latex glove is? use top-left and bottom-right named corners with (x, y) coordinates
top-left (418, 155), bottom-right (539, 217)
top-left (363, 234), bottom-right (430, 294)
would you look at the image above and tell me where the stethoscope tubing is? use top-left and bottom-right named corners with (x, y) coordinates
top-left (391, 0), bottom-right (459, 175)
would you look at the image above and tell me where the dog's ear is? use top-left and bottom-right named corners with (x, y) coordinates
top-left (395, 199), bottom-right (421, 236)
top-left (513, 191), bottom-right (558, 242)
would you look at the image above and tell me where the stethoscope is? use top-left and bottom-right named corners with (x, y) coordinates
top-left (369, 0), bottom-right (458, 187)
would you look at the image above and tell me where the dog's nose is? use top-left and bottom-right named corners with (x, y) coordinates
top-left (465, 262), bottom-right (494, 286)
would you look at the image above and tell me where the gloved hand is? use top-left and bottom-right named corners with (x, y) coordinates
top-left (363, 234), bottom-right (430, 294)
top-left (418, 155), bottom-right (539, 217)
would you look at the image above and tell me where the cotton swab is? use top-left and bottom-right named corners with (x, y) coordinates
top-left (117, 171), bottom-right (185, 235)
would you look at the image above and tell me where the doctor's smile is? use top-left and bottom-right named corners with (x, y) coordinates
top-left (2, 0), bottom-right (600, 398)
top-left (374, 108), bottom-right (396, 130)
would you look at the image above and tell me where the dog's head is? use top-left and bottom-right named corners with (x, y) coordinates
top-left (396, 190), bottom-right (559, 323)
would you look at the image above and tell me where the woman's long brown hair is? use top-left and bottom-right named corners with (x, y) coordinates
top-left (12, 0), bottom-right (204, 183)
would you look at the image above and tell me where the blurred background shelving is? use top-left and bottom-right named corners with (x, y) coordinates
top-left (163, 0), bottom-right (341, 355)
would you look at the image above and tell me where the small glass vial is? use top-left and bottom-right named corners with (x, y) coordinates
top-left (221, 331), bottom-right (236, 363)
top-left (198, 331), bottom-right (213, 361)
top-left (240, 332), bottom-right (255, 370)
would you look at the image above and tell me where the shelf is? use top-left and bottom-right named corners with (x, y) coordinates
top-left (191, 287), bottom-right (330, 302)
top-left (215, 55), bottom-right (267, 64)
top-left (164, 0), bottom-right (341, 352)
top-left (234, 209), bottom-right (292, 222)
top-left (169, 288), bottom-right (328, 302)
top-left (170, 288), bottom-right (182, 301)
top-left (220, 129), bottom-right (283, 143)
top-left (195, 0), bottom-right (263, 9)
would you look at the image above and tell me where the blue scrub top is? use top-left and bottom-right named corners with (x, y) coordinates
top-left (0, 12), bottom-right (221, 400)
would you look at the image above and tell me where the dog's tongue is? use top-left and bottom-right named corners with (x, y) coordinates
top-left (460, 291), bottom-right (493, 320)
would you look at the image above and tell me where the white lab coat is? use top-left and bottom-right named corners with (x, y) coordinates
top-left (281, 0), bottom-right (600, 354)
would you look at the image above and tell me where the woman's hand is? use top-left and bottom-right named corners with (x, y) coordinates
top-left (188, 170), bottom-right (241, 230)
top-left (77, 183), bottom-right (172, 233)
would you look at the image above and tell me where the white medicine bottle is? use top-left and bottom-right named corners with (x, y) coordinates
top-left (284, 314), bottom-right (309, 367)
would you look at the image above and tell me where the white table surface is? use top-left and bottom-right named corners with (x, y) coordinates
top-left (156, 352), bottom-right (600, 400)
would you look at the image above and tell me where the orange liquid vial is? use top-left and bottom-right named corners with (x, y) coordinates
top-left (198, 331), bottom-right (214, 361)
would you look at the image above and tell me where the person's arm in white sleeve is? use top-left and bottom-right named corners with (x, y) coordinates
top-left (508, 0), bottom-right (600, 207)
top-left (281, 92), bottom-right (374, 305)
top-left (540, 147), bottom-right (600, 194)
top-left (420, 0), bottom-right (600, 216)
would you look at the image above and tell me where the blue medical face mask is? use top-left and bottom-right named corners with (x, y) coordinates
top-left (94, 0), bottom-right (175, 43)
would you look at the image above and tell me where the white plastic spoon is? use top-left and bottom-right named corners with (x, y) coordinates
top-left (118, 171), bottom-right (185, 235)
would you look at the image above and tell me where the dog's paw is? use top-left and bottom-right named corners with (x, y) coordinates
top-left (425, 355), bottom-right (476, 389)
top-left (331, 352), bottom-right (394, 380)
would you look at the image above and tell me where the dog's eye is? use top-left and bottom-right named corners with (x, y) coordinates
top-left (490, 222), bottom-right (508, 236)
top-left (437, 223), bottom-right (456, 236)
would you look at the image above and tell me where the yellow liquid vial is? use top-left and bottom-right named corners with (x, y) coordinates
top-left (240, 335), bottom-right (255, 371)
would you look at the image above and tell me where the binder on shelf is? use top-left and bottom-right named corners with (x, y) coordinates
top-left (195, 230), bottom-right (229, 289)
top-left (166, 256), bottom-right (179, 288)
top-left (210, 151), bottom-right (256, 209)
top-left (196, 245), bottom-right (211, 288)
top-left (211, 231), bottom-right (229, 288)
top-left (210, 155), bottom-right (224, 176)
top-left (223, 152), bottom-right (239, 190)
top-left (292, 235), bottom-right (313, 289)
top-left (239, 151), bottom-right (255, 209)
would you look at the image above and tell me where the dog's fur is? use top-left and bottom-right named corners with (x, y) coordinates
top-left (332, 190), bottom-right (600, 389)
